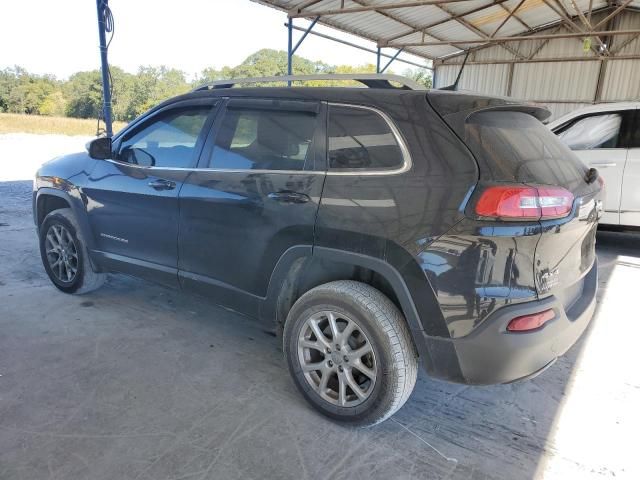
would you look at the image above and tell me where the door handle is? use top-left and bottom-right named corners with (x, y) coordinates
top-left (148, 179), bottom-right (176, 191)
top-left (267, 191), bottom-right (310, 204)
top-left (591, 163), bottom-right (617, 168)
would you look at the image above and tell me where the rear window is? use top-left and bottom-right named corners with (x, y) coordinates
top-left (328, 105), bottom-right (404, 171)
top-left (465, 111), bottom-right (588, 187)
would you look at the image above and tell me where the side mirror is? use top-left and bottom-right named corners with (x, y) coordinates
top-left (87, 137), bottom-right (112, 160)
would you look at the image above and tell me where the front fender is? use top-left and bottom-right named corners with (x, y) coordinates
top-left (34, 186), bottom-right (98, 261)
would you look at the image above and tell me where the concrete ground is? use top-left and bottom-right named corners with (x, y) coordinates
top-left (1, 163), bottom-right (639, 478)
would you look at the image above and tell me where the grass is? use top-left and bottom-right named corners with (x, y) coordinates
top-left (0, 113), bottom-right (126, 136)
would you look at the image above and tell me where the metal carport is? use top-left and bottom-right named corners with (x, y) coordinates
top-left (94, 1), bottom-right (640, 133)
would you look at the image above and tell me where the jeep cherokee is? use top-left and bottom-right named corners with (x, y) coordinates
top-left (33, 75), bottom-right (602, 426)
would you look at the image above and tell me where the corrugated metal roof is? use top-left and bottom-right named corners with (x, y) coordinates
top-left (254, 0), bottom-right (640, 60)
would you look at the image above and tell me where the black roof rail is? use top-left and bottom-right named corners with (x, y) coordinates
top-left (192, 74), bottom-right (426, 91)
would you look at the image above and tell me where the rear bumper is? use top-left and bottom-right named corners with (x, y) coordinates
top-left (420, 259), bottom-right (597, 385)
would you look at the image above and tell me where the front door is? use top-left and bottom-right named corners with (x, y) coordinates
top-left (620, 108), bottom-right (640, 227)
top-left (555, 109), bottom-right (634, 225)
top-left (84, 100), bottom-right (217, 286)
top-left (177, 98), bottom-right (325, 314)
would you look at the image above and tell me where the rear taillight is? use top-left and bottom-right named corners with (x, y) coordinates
top-left (507, 309), bottom-right (555, 332)
top-left (475, 185), bottom-right (574, 220)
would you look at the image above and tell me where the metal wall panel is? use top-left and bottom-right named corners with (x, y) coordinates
top-left (434, 10), bottom-right (640, 121)
top-left (600, 60), bottom-right (640, 101)
top-left (435, 63), bottom-right (510, 96)
top-left (510, 61), bottom-right (600, 101)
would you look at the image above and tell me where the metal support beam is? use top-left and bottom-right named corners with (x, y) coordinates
top-left (291, 16), bottom-right (319, 55)
top-left (287, 18), bottom-right (293, 86)
top-left (593, 0), bottom-right (633, 31)
top-left (491, 0), bottom-right (527, 38)
top-left (376, 48), bottom-right (381, 73)
top-left (382, 0), bottom-right (511, 44)
top-left (391, 29), bottom-right (640, 47)
top-left (96, 0), bottom-right (112, 137)
top-left (284, 23), bottom-right (433, 70)
top-left (379, 48), bottom-right (404, 73)
top-left (435, 54), bottom-right (640, 65)
top-left (289, 0), bottom-right (471, 18)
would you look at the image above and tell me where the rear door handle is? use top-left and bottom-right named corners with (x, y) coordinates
top-left (148, 179), bottom-right (176, 191)
top-left (267, 191), bottom-right (310, 204)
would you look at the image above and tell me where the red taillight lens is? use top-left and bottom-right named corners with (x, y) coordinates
top-left (507, 309), bottom-right (555, 332)
top-left (475, 186), bottom-right (574, 220)
top-left (476, 186), bottom-right (539, 219)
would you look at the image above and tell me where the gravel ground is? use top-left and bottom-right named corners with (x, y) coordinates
top-left (0, 135), bottom-right (639, 479)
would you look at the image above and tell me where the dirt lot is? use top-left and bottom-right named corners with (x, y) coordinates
top-left (1, 149), bottom-right (639, 478)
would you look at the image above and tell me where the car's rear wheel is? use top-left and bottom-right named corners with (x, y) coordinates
top-left (283, 280), bottom-right (417, 427)
top-left (39, 208), bottom-right (106, 294)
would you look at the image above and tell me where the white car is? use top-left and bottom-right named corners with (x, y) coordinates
top-left (549, 102), bottom-right (640, 227)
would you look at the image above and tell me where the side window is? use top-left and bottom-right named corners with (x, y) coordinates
top-left (328, 105), bottom-right (404, 170)
top-left (629, 110), bottom-right (640, 148)
top-left (117, 106), bottom-right (211, 168)
top-left (208, 107), bottom-right (317, 171)
top-left (556, 112), bottom-right (623, 150)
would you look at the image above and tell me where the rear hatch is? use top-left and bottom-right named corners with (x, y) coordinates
top-left (428, 91), bottom-right (602, 308)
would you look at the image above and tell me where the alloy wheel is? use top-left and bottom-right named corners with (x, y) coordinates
top-left (297, 310), bottom-right (377, 407)
top-left (45, 224), bottom-right (79, 283)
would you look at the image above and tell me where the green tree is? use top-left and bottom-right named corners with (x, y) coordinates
top-left (197, 49), bottom-right (332, 87)
top-left (64, 70), bottom-right (103, 119)
top-left (126, 66), bottom-right (189, 119)
top-left (403, 68), bottom-right (432, 89)
top-left (0, 67), bottom-right (57, 114)
top-left (39, 91), bottom-right (67, 116)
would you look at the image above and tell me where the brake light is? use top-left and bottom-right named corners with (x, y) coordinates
top-left (507, 309), bottom-right (555, 332)
top-left (475, 186), bottom-right (574, 220)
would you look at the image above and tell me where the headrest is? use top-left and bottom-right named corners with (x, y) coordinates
top-left (257, 115), bottom-right (292, 156)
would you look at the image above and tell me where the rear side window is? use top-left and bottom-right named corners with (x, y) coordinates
top-left (628, 110), bottom-right (640, 148)
top-left (117, 106), bottom-right (210, 168)
top-left (465, 111), bottom-right (587, 187)
top-left (556, 113), bottom-right (623, 150)
top-left (208, 107), bottom-right (317, 171)
top-left (328, 105), bottom-right (404, 171)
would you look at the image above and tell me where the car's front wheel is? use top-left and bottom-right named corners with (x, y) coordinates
top-left (39, 208), bottom-right (106, 294)
top-left (283, 280), bottom-right (417, 427)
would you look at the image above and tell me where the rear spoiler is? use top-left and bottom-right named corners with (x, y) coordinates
top-left (426, 90), bottom-right (551, 138)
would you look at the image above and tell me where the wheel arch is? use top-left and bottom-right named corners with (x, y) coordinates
top-left (261, 246), bottom-right (431, 362)
top-left (35, 188), bottom-right (98, 262)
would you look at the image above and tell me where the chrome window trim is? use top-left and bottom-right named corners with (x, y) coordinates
top-left (104, 159), bottom-right (324, 175)
top-left (105, 102), bottom-right (412, 177)
top-left (325, 102), bottom-right (412, 176)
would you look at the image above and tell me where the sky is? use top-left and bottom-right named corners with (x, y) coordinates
top-left (0, 0), bottom-right (430, 79)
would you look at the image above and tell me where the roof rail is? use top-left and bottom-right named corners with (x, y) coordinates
top-left (192, 74), bottom-right (426, 91)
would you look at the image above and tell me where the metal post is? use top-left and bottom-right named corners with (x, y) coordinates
top-left (380, 47), bottom-right (404, 73)
top-left (376, 47), bottom-right (381, 73)
top-left (287, 18), bottom-right (293, 86)
top-left (96, 0), bottom-right (113, 137)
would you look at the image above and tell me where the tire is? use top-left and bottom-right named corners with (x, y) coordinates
top-left (283, 280), bottom-right (418, 427)
top-left (39, 208), bottom-right (106, 294)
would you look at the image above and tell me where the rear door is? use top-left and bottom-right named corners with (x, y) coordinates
top-left (619, 108), bottom-right (640, 227)
top-left (554, 109), bottom-right (634, 225)
top-left (84, 99), bottom-right (216, 286)
top-left (177, 97), bottom-right (325, 315)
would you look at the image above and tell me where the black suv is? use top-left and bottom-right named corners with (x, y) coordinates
top-left (34, 75), bottom-right (602, 426)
